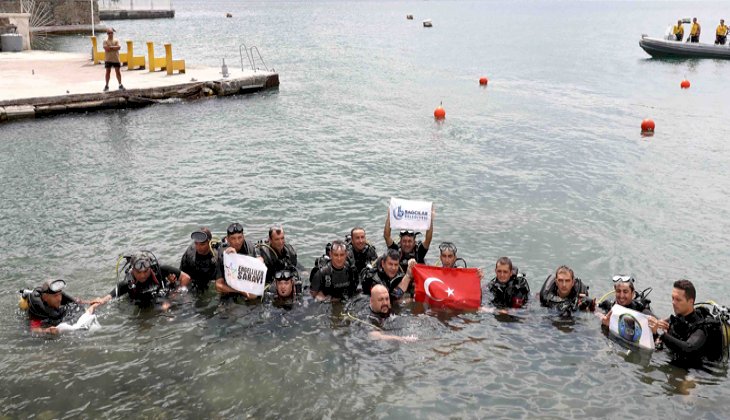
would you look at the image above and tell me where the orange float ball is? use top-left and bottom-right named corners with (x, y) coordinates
top-left (641, 119), bottom-right (655, 133)
top-left (434, 106), bottom-right (446, 119)
top-left (479, 77), bottom-right (488, 86)
top-left (680, 79), bottom-right (690, 89)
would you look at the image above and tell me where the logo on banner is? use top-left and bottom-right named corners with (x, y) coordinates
top-left (391, 205), bottom-right (428, 222)
top-left (393, 206), bottom-right (405, 220)
top-left (223, 253), bottom-right (267, 295)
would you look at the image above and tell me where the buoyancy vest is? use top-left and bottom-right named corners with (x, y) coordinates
top-left (488, 272), bottom-right (530, 308)
top-left (539, 274), bottom-right (591, 313)
top-left (690, 303), bottom-right (730, 361)
top-left (26, 289), bottom-right (68, 327)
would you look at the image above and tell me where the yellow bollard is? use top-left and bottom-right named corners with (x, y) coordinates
top-left (146, 41), bottom-right (167, 72)
top-left (164, 43), bottom-right (186, 75)
top-left (90, 36), bottom-right (106, 64)
top-left (126, 40), bottom-right (146, 70)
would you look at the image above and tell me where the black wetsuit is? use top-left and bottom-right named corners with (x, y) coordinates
top-left (109, 265), bottom-right (179, 305)
top-left (661, 310), bottom-right (710, 364)
top-left (310, 262), bottom-right (358, 300)
top-left (180, 245), bottom-right (217, 291)
top-left (258, 242), bottom-right (297, 284)
top-left (360, 266), bottom-right (404, 297)
top-left (347, 243), bottom-right (378, 278)
top-left (487, 275), bottom-right (530, 309)
top-left (388, 241), bottom-right (428, 273)
top-left (539, 276), bottom-right (593, 315)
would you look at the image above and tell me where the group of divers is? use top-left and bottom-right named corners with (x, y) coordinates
top-left (671, 17), bottom-right (730, 45)
top-left (19, 209), bottom-right (730, 368)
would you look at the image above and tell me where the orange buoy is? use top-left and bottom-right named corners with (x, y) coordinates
top-left (641, 118), bottom-right (655, 133)
top-left (434, 105), bottom-right (446, 119)
top-left (479, 76), bottom-right (488, 86)
top-left (680, 79), bottom-right (690, 89)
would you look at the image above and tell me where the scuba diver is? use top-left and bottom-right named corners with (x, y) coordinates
top-left (264, 266), bottom-right (303, 309)
top-left (19, 279), bottom-right (95, 334)
top-left (346, 227), bottom-right (378, 278)
top-left (366, 284), bottom-right (417, 342)
top-left (649, 279), bottom-right (729, 364)
top-left (539, 265), bottom-right (595, 316)
top-left (359, 249), bottom-right (407, 299)
top-left (180, 227), bottom-right (220, 292)
top-left (91, 251), bottom-right (189, 308)
top-left (598, 275), bottom-right (654, 327)
top-left (215, 222), bottom-right (260, 300)
top-left (310, 240), bottom-right (358, 302)
top-left (383, 206), bottom-right (434, 273)
top-left (485, 257), bottom-right (530, 309)
top-left (257, 224), bottom-right (298, 285)
top-left (434, 241), bottom-right (467, 268)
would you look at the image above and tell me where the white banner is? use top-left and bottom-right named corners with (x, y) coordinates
top-left (223, 253), bottom-right (267, 296)
top-left (608, 304), bottom-right (654, 350)
top-left (389, 197), bottom-right (432, 232)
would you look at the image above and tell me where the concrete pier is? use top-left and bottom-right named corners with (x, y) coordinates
top-left (0, 51), bottom-right (279, 123)
top-left (99, 10), bottom-right (175, 20)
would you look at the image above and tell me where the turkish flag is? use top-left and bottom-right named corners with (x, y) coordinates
top-left (413, 264), bottom-right (482, 310)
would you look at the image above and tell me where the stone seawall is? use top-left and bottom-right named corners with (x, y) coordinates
top-left (0, 0), bottom-right (99, 26)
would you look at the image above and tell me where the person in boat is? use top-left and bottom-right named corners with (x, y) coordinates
top-left (180, 227), bottom-right (219, 292)
top-left (383, 206), bottom-right (434, 273)
top-left (539, 265), bottom-right (595, 315)
top-left (215, 223), bottom-right (260, 300)
top-left (257, 224), bottom-right (298, 285)
top-left (310, 240), bottom-right (358, 302)
top-left (21, 279), bottom-right (93, 334)
top-left (715, 19), bottom-right (728, 45)
top-left (92, 252), bottom-right (189, 307)
top-left (672, 19), bottom-right (684, 41)
top-left (648, 279), bottom-right (723, 365)
top-left (598, 275), bottom-right (655, 327)
top-left (346, 227), bottom-right (378, 278)
top-left (690, 17), bottom-right (701, 43)
top-left (485, 257), bottom-right (530, 309)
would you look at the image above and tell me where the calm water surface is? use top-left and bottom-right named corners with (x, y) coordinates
top-left (2, 0), bottom-right (730, 418)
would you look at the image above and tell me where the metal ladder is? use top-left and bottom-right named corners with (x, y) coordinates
top-left (239, 42), bottom-right (270, 72)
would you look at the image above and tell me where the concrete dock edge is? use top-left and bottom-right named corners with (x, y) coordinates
top-left (0, 72), bottom-right (279, 123)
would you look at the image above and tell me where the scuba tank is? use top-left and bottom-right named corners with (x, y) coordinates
top-left (310, 242), bottom-right (332, 281)
top-left (18, 289), bottom-right (32, 311)
top-left (693, 302), bottom-right (730, 361)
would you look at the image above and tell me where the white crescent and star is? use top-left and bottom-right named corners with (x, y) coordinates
top-left (424, 277), bottom-right (454, 301)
